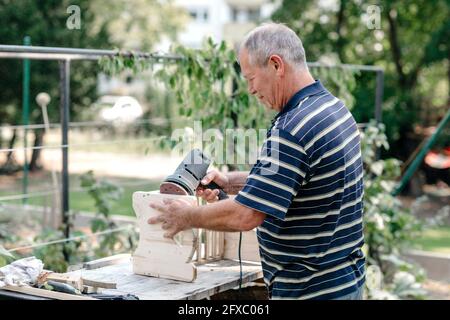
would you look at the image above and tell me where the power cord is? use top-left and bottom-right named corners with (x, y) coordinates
top-left (238, 231), bottom-right (243, 295)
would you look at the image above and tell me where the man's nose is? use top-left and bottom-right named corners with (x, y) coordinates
top-left (248, 83), bottom-right (257, 95)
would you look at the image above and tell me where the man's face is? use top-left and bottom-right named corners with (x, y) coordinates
top-left (239, 49), bottom-right (281, 112)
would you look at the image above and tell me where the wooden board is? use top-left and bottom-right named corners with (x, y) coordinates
top-left (66, 259), bottom-right (263, 300)
top-left (0, 285), bottom-right (97, 300)
top-left (83, 253), bottom-right (131, 270)
top-left (223, 229), bottom-right (261, 263)
top-left (40, 271), bottom-right (117, 290)
top-left (132, 191), bottom-right (198, 282)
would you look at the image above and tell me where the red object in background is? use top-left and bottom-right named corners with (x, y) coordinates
top-left (425, 147), bottom-right (450, 169)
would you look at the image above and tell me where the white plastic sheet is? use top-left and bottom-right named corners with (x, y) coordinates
top-left (0, 256), bottom-right (44, 287)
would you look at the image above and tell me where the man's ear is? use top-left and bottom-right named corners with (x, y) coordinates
top-left (268, 55), bottom-right (284, 75)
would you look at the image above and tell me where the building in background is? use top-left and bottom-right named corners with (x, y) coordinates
top-left (158, 0), bottom-right (280, 50)
top-left (99, 0), bottom-right (280, 113)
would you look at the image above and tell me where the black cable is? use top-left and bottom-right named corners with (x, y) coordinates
top-left (238, 231), bottom-right (243, 295)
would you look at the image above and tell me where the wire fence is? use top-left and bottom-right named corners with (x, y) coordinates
top-left (0, 177), bottom-right (157, 202)
top-left (0, 135), bottom-right (168, 153)
top-left (0, 44), bottom-right (384, 263)
top-left (7, 225), bottom-right (134, 253)
top-left (0, 118), bottom-right (370, 254)
top-left (0, 118), bottom-right (181, 131)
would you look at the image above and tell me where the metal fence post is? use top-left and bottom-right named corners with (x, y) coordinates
top-left (59, 59), bottom-right (71, 259)
top-left (22, 36), bottom-right (31, 204)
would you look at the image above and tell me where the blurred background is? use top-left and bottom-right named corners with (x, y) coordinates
top-left (0, 0), bottom-right (449, 299)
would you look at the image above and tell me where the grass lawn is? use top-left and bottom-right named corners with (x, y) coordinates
top-left (69, 181), bottom-right (161, 216)
top-left (0, 172), bottom-right (160, 217)
top-left (2, 171), bottom-right (450, 253)
top-left (412, 226), bottom-right (450, 254)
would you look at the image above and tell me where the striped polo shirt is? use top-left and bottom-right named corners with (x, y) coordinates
top-left (235, 80), bottom-right (365, 300)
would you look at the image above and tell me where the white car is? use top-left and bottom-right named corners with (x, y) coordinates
top-left (98, 96), bottom-right (143, 123)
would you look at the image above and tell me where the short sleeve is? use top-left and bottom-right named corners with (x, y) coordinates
top-left (234, 128), bottom-right (310, 220)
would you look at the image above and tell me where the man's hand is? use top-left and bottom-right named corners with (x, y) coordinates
top-left (196, 170), bottom-right (229, 203)
top-left (148, 198), bottom-right (194, 239)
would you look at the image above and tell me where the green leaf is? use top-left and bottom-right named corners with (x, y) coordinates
top-left (0, 245), bottom-right (14, 258)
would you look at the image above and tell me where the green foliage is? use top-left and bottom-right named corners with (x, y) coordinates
top-left (157, 39), bottom-right (270, 131)
top-left (0, 0), bottom-right (109, 126)
top-left (272, 0), bottom-right (450, 156)
top-left (0, 0), bottom-right (187, 126)
top-left (79, 170), bottom-right (136, 257)
top-left (0, 171), bottom-right (139, 272)
top-left (0, 244), bottom-right (15, 268)
top-left (0, 0), bottom-right (187, 172)
top-left (98, 38), bottom-right (360, 171)
top-left (100, 38), bottom-right (270, 131)
top-left (98, 38), bottom-right (273, 168)
top-left (310, 66), bottom-right (358, 110)
top-left (90, 0), bottom-right (188, 52)
top-left (31, 229), bottom-right (85, 273)
top-left (361, 121), bottom-right (448, 299)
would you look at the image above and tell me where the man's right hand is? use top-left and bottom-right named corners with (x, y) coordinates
top-left (196, 170), bottom-right (229, 203)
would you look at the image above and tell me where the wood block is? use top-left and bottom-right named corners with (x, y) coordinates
top-left (1, 285), bottom-right (97, 300)
top-left (42, 272), bottom-right (116, 290)
top-left (82, 285), bottom-right (102, 294)
top-left (44, 273), bottom-right (83, 291)
top-left (223, 229), bottom-right (261, 263)
top-left (132, 191), bottom-right (198, 282)
top-left (83, 253), bottom-right (131, 270)
top-left (82, 278), bottom-right (116, 289)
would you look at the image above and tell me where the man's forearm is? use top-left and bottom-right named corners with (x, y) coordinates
top-left (188, 198), bottom-right (263, 232)
top-left (223, 171), bottom-right (249, 195)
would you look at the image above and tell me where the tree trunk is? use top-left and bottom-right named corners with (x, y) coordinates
top-left (29, 129), bottom-right (44, 172)
top-left (386, 8), bottom-right (407, 88)
top-left (0, 128), bottom-right (20, 174)
top-left (448, 50), bottom-right (450, 106)
top-left (335, 0), bottom-right (347, 63)
top-left (5, 128), bottom-right (17, 165)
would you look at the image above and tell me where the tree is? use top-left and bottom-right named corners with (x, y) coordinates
top-left (0, 0), bottom-right (186, 172)
top-left (90, 0), bottom-right (188, 52)
top-left (271, 0), bottom-right (449, 159)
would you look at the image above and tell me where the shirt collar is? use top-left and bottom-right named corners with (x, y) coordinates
top-left (272, 79), bottom-right (326, 124)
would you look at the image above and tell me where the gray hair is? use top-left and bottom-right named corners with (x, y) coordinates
top-left (239, 23), bottom-right (307, 70)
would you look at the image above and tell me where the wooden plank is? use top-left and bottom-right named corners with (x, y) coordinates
top-left (82, 278), bottom-right (116, 289)
top-left (195, 228), bottom-right (202, 262)
top-left (218, 231), bottom-right (224, 259)
top-left (0, 285), bottom-right (97, 300)
top-left (211, 231), bottom-right (216, 259)
top-left (205, 230), bottom-right (209, 259)
top-left (223, 229), bottom-right (260, 262)
top-left (83, 253), bottom-right (131, 270)
top-left (44, 273), bottom-right (83, 291)
top-left (41, 271), bottom-right (116, 290)
top-left (66, 259), bottom-right (262, 300)
top-left (132, 192), bottom-right (197, 282)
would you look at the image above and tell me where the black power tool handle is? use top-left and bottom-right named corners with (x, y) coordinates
top-left (203, 181), bottom-right (229, 200)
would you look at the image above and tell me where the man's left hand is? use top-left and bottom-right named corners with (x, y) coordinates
top-left (147, 198), bottom-right (194, 239)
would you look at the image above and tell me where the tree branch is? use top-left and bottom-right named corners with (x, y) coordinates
top-left (335, 0), bottom-right (347, 62)
top-left (386, 8), bottom-right (406, 87)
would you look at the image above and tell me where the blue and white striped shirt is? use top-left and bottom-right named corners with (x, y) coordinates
top-left (235, 80), bottom-right (365, 300)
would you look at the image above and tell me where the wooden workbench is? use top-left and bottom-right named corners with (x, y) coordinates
top-left (65, 258), bottom-right (263, 300)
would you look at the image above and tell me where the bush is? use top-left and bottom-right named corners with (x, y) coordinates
top-left (361, 121), bottom-right (448, 300)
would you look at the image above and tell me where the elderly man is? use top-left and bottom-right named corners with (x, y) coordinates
top-left (149, 23), bottom-right (365, 300)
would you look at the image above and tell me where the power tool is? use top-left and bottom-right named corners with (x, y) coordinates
top-left (159, 148), bottom-right (228, 200)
